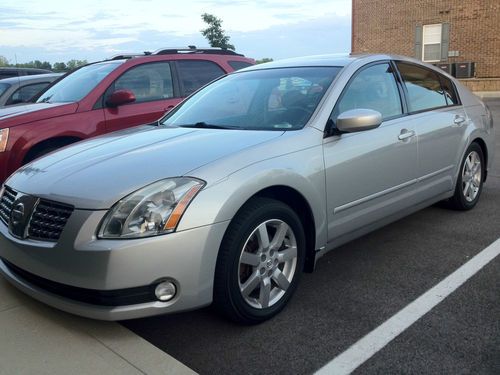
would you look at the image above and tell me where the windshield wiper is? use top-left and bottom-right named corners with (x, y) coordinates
top-left (178, 122), bottom-right (240, 130)
top-left (38, 95), bottom-right (53, 103)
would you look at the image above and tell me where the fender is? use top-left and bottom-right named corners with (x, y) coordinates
top-left (178, 146), bottom-right (328, 252)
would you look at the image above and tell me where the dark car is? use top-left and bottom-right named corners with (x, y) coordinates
top-left (0, 47), bottom-right (254, 183)
top-left (0, 67), bottom-right (53, 80)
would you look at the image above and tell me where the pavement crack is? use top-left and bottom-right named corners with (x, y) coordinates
top-left (88, 334), bottom-right (148, 375)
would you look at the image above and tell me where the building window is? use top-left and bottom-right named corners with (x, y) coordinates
top-left (422, 24), bottom-right (442, 62)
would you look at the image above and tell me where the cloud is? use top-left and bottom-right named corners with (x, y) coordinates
top-left (0, 0), bottom-right (351, 63)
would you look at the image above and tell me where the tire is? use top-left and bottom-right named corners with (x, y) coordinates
top-left (446, 142), bottom-right (484, 210)
top-left (213, 197), bottom-right (306, 324)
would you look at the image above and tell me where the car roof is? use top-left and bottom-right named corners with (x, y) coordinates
top-left (240, 53), bottom-right (440, 72)
top-left (0, 67), bottom-right (53, 73)
top-left (0, 73), bottom-right (63, 84)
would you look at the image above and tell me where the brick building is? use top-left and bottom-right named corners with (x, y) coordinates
top-left (351, 0), bottom-right (500, 91)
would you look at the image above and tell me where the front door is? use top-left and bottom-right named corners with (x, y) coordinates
top-left (104, 62), bottom-right (181, 132)
top-left (323, 62), bottom-right (418, 242)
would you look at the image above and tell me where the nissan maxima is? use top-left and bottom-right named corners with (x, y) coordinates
top-left (0, 54), bottom-right (494, 324)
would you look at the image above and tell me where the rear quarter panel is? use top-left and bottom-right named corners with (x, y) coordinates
top-left (455, 81), bottom-right (495, 177)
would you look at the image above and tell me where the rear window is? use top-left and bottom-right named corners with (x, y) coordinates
top-left (440, 75), bottom-right (459, 105)
top-left (228, 61), bottom-right (253, 71)
top-left (7, 82), bottom-right (51, 105)
top-left (0, 82), bottom-right (10, 97)
top-left (176, 60), bottom-right (226, 96)
top-left (397, 62), bottom-right (447, 112)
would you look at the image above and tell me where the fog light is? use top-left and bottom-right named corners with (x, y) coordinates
top-left (155, 281), bottom-right (176, 302)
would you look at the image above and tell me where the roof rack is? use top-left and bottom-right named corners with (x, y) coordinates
top-left (108, 46), bottom-right (244, 61)
top-left (153, 46), bottom-right (243, 56)
top-left (109, 52), bottom-right (152, 60)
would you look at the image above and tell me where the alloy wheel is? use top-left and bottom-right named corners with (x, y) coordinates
top-left (237, 219), bottom-right (298, 309)
top-left (462, 150), bottom-right (482, 202)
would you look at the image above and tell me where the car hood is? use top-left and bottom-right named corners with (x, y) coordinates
top-left (7, 125), bottom-right (283, 209)
top-left (0, 102), bottom-right (78, 127)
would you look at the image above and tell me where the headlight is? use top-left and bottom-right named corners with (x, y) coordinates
top-left (98, 177), bottom-right (204, 239)
top-left (0, 128), bottom-right (9, 152)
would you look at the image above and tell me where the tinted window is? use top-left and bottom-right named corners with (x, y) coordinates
top-left (334, 63), bottom-right (402, 121)
top-left (177, 60), bottom-right (225, 96)
top-left (440, 75), bottom-right (459, 105)
top-left (397, 62), bottom-right (447, 112)
top-left (228, 61), bottom-right (253, 71)
top-left (112, 62), bottom-right (173, 103)
top-left (0, 83), bottom-right (10, 97)
top-left (163, 66), bottom-right (340, 130)
top-left (6, 82), bottom-right (51, 105)
top-left (37, 61), bottom-right (122, 103)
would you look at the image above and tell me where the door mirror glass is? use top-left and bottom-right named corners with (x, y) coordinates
top-left (106, 89), bottom-right (136, 107)
top-left (337, 109), bottom-right (382, 132)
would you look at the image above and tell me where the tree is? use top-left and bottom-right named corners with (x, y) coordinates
top-left (12, 60), bottom-right (52, 70)
top-left (255, 58), bottom-right (273, 64)
top-left (66, 59), bottom-right (88, 70)
top-left (201, 13), bottom-right (235, 50)
top-left (52, 62), bottom-right (67, 72)
top-left (0, 56), bottom-right (8, 67)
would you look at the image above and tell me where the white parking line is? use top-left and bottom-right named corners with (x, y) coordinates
top-left (315, 236), bottom-right (500, 375)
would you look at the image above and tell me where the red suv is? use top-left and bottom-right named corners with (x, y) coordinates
top-left (0, 47), bottom-right (254, 183)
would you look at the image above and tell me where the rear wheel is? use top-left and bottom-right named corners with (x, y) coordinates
top-left (446, 142), bottom-right (484, 210)
top-left (213, 197), bottom-right (305, 324)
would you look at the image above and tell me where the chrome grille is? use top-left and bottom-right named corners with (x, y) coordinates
top-left (28, 200), bottom-right (74, 241)
top-left (0, 186), bottom-right (17, 225)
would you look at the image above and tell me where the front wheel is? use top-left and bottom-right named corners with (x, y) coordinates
top-left (213, 197), bottom-right (305, 324)
top-left (446, 142), bottom-right (484, 210)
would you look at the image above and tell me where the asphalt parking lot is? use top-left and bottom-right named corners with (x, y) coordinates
top-left (124, 98), bottom-right (500, 375)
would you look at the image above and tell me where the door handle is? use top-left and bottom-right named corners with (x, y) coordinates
top-left (398, 129), bottom-right (415, 141)
top-left (165, 105), bottom-right (175, 112)
top-left (454, 115), bottom-right (466, 126)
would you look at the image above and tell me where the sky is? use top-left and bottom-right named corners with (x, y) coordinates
top-left (0, 0), bottom-right (352, 64)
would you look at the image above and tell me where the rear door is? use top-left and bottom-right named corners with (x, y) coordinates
top-left (104, 62), bottom-right (181, 132)
top-left (175, 60), bottom-right (227, 97)
top-left (396, 62), bottom-right (467, 197)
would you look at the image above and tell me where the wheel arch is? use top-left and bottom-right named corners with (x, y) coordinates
top-left (23, 135), bottom-right (83, 164)
top-left (241, 185), bottom-right (318, 273)
top-left (470, 137), bottom-right (488, 181)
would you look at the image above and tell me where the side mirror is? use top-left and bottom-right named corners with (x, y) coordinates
top-left (337, 109), bottom-right (382, 133)
top-left (106, 90), bottom-right (136, 107)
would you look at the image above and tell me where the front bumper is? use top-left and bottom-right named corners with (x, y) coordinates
top-left (0, 209), bottom-right (229, 320)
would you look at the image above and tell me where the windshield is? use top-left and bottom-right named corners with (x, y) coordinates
top-left (37, 61), bottom-right (122, 103)
top-left (162, 66), bottom-right (341, 130)
top-left (0, 82), bottom-right (10, 98)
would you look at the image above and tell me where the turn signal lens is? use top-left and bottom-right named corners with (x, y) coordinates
top-left (0, 128), bottom-right (9, 152)
top-left (164, 184), bottom-right (203, 231)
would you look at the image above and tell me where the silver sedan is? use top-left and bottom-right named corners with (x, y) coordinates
top-left (0, 54), bottom-right (494, 323)
top-left (0, 73), bottom-right (62, 107)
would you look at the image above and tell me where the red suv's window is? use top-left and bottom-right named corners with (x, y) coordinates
top-left (112, 62), bottom-right (174, 103)
top-left (228, 61), bottom-right (253, 71)
top-left (176, 60), bottom-right (225, 95)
